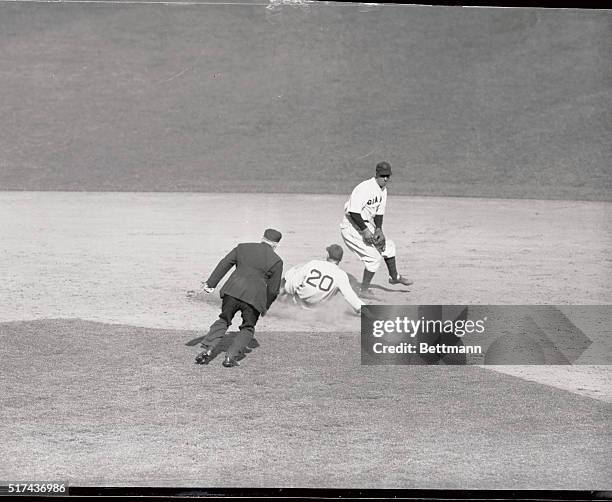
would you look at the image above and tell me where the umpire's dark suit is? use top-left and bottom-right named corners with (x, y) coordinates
top-left (200, 235), bottom-right (283, 360)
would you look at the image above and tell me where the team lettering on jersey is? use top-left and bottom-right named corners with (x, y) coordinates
top-left (367, 195), bottom-right (382, 206)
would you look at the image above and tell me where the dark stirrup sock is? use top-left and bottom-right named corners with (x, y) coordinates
top-left (384, 256), bottom-right (398, 280)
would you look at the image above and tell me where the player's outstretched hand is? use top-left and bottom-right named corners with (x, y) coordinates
top-left (361, 306), bottom-right (376, 321)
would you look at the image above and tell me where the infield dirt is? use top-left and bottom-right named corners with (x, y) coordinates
top-left (2, 192), bottom-right (611, 330)
top-left (1, 0), bottom-right (611, 490)
top-left (1, 191), bottom-right (611, 408)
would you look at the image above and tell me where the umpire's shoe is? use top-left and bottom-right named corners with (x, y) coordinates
top-left (195, 349), bottom-right (213, 365)
top-left (389, 274), bottom-right (413, 286)
top-left (222, 355), bottom-right (240, 368)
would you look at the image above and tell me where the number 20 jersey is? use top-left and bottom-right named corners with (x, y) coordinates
top-left (283, 259), bottom-right (363, 311)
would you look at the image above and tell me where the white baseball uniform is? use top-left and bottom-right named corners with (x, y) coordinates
top-left (283, 259), bottom-right (364, 312)
top-left (340, 177), bottom-right (396, 273)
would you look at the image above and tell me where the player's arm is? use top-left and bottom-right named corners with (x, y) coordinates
top-left (337, 271), bottom-right (366, 313)
top-left (349, 212), bottom-right (375, 244)
top-left (206, 246), bottom-right (238, 289)
top-left (348, 211), bottom-right (368, 230)
top-left (347, 182), bottom-right (375, 243)
top-left (346, 184), bottom-right (367, 227)
top-left (346, 184), bottom-right (368, 228)
top-left (266, 259), bottom-right (284, 309)
top-left (348, 210), bottom-right (375, 244)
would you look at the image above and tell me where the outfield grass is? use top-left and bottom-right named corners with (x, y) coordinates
top-left (1, 2), bottom-right (610, 490)
top-left (0, 4), bottom-right (610, 199)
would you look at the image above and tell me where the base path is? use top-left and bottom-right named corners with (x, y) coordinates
top-left (2, 191), bottom-right (611, 401)
top-left (2, 191), bottom-right (611, 330)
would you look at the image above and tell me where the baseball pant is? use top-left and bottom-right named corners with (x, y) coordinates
top-left (282, 266), bottom-right (302, 296)
top-left (201, 294), bottom-right (260, 359)
top-left (281, 268), bottom-right (316, 308)
top-left (340, 217), bottom-right (396, 273)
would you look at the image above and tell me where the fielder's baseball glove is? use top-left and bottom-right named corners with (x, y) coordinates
top-left (373, 228), bottom-right (386, 252)
top-left (359, 227), bottom-right (376, 246)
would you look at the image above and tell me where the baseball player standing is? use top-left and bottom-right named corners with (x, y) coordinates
top-left (340, 161), bottom-right (412, 298)
top-left (280, 244), bottom-right (365, 314)
top-left (191, 228), bottom-right (283, 367)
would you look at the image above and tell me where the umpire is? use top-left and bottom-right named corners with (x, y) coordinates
top-left (195, 228), bottom-right (283, 367)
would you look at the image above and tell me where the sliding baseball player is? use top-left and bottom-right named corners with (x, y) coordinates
top-left (280, 244), bottom-right (364, 314)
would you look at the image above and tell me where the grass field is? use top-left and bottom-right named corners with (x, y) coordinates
top-left (1, 1), bottom-right (611, 491)
top-left (2, 318), bottom-right (611, 488)
top-left (0, 3), bottom-right (610, 199)
top-left (1, 192), bottom-right (611, 487)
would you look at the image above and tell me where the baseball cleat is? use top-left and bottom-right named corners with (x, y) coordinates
top-left (195, 349), bottom-right (213, 365)
top-left (389, 275), bottom-right (413, 286)
top-left (222, 356), bottom-right (240, 368)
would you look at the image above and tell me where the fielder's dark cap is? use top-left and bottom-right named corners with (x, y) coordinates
top-left (263, 228), bottom-right (282, 243)
top-left (326, 244), bottom-right (344, 262)
top-left (376, 161), bottom-right (392, 177)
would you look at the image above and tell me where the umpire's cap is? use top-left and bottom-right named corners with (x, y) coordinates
top-left (376, 161), bottom-right (392, 177)
top-left (263, 228), bottom-right (282, 243)
top-left (326, 244), bottom-right (344, 262)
